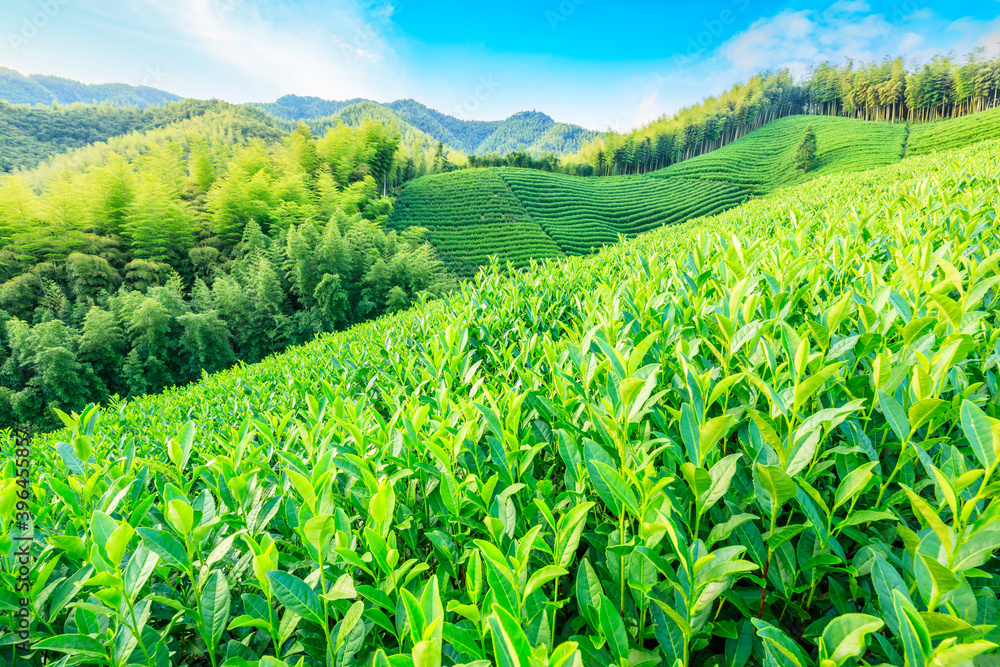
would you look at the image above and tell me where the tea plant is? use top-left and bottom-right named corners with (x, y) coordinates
top-left (498, 170), bottom-right (747, 255)
top-left (387, 169), bottom-right (564, 275)
top-left (3, 139), bottom-right (1000, 666)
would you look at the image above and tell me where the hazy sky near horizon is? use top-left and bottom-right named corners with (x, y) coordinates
top-left (2, 0), bottom-right (999, 130)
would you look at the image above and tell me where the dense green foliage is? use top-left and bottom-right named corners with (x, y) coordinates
top-left (0, 100), bottom-right (285, 174)
top-left (0, 121), bottom-right (453, 429)
top-left (467, 151), bottom-right (589, 176)
top-left (652, 115), bottom-right (906, 195)
top-left (578, 51), bottom-right (1000, 175)
top-left (305, 103), bottom-right (467, 184)
top-left (4, 138), bottom-right (1000, 666)
top-left (0, 67), bottom-right (181, 107)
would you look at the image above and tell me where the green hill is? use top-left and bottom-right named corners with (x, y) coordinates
top-left (10, 137), bottom-right (1000, 667)
top-left (906, 106), bottom-right (1000, 156)
top-left (386, 170), bottom-right (563, 274)
top-left (389, 168), bottom-right (749, 274)
top-left (386, 98), bottom-right (501, 151)
top-left (307, 100), bottom-right (466, 167)
top-left (6, 101), bottom-right (288, 182)
top-left (0, 99), bottom-right (286, 173)
top-left (392, 111), bottom-right (1000, 274)
top-left (650, 114), bottom-right (908, 194)
top-left (0, 66), bottom-right (181, 107)
top-left (251, 94), bottom-right (365, 121)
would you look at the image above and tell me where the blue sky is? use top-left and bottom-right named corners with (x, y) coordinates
top-left (2, 0), bottom-right (999, 130)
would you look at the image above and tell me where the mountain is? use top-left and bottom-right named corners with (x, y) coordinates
top-left (0, 99), bottom-right (286, 174)
top-left (0, 67), bottom-right (182, 107)
top-left (255, 95), bottom-right (599, 156)
top-left (0, 70), bottom-right (597, 159)
top-left (252, 94), bottom-right (367, 121)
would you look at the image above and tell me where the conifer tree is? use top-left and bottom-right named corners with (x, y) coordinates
top-left (796, 125), bottom-right (819, 173)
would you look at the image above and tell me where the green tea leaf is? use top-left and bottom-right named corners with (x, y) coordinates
top-left (820, 613), bottom-right (883, 666)
top-left (960, 400), bottom-right (997, 470)
top-left (755, 464), bottom-right (798, 517)
top-left (266, 571), bottom-right (323, 625)
top-left (200, 570), bottom-right (231, 651)
top-left (524, 565), bottom-right (567, 599)
top-left (878, 391), bottom-right (910, 443)
top-left (488, 605), bottom-right (533, 667)
top-left (33, 635), bottom-right (108, 660)
top-left (599, 594), bottom-right (629, 665)
top-left (136, 527), bottom-right (190, 571)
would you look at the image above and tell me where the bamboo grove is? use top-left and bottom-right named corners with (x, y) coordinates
top-left (0, 120), bottom-right (455, 431)
top-left (579, 51), bottom-right (1000, 176)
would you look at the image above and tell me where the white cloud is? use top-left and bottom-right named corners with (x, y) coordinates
top-left (981, 30), bottom-right (1000, 57)
top-left (899, 32), bottom-right (923, 52)
top-left (821, 0), bottom-right (872, 18)
top-left (904, 9), bottom-right (934, 21)
top-left (721, 11), bottom-right (818, 75)
top-left (122, 0), bottom-right (405, 102)
top-left (634, 91), bottom-right (661, 127)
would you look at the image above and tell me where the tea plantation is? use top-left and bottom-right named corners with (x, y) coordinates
top-left (386, 169), bottom-right (564, 276)
top-left (389, 170), bottom-right (750, 275)
top-left (389, 113), bottom-right (996, 276)
top-left (498, 171), bottom-right (748, 257)
top-left (649, 115), bottom-right (908, 194)
top-left (4, 135), bottom-right (1000, 666)
top-left (906, 107), bottom-right (1000, 157)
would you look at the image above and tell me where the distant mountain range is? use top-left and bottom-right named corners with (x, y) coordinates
top-left (0, 67), bottom-right (183, 107)
top-left (253, 95), bottom-right (599, 155)
top-left (0, 68), bottom-right (600, 159)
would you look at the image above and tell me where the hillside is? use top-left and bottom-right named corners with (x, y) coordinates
top-left (389, 169), bottom-right (749, 274)
top-left (10, 137), bottom-right (1000, 667)
top-left (306, 100), bottom-right (467, 169)
top-left (0, 66), bottom-right (181, 107)
top-left (392, 111), bottom-right (1000, 274)
top-left (650, 114), bottom-right (908, 194)
top-left (6, 101), bottom-right (288, 183)
top-left (585, 54), bottom-right (1000, 176)
top-left (257, 95), bottom-right (599, 155)
top-left (252, 94), bottom-right (365, 121)
top-left (906, 105), bottom-right (1000, 156)
top-left (0, 99), bottom-right (286, 173)
top-left (387, 170), bottom-right (564, 275)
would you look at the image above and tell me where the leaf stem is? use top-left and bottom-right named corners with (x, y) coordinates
top-left (758, 548), bottom-right (772, 618)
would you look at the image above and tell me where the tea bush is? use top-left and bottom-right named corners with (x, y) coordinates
top-left (3, 139), bottom-right (1000, 666)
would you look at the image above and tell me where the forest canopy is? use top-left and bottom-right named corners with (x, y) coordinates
top-left (0, 117), bottom-right (455, 430)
